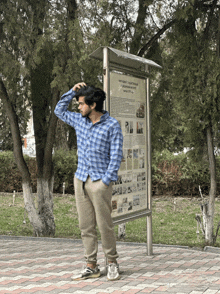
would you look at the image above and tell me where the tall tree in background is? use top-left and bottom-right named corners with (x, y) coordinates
top-left (0, 0), bottom-right (80, 236)
top-left (168, 0), bottom-right (220, 243)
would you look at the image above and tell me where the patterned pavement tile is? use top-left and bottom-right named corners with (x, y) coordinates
top-left (1, 237), bottom-right (220, 293)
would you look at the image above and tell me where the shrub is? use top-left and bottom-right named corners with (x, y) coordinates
top-left (0, 151), bottom-right (37, 192)
top-left (1, 149), bottom-right (219, 196)
top-left (53, 149), bottom-right (78, 194)
top-left (0, 149), bottom-right (77, 194)
top-left (152, 149), bottom-right (220, 196)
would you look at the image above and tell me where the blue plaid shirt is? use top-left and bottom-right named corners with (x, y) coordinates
top-left (54, 89), bottom-right (123, 186)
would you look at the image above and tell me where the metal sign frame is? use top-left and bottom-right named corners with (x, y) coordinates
top-left (90, 47), bottom-right (161, 256)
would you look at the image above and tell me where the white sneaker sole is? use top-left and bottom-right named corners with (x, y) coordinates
top-left (107, 274), bottom-right (121, 281)
top-left (72, 272), bottom-right (101, 280)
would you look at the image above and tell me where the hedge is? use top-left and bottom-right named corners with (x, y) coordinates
top-left (52, 149), bottom-right (77, 194)
top-left (0, 150), bottom-right (77, 194)
top-left (152, 150), bottom-right (220, 196)
top-left (0, 151), bottom-right (37, 193)
top-left (0, 149), bottom-right (219, 196)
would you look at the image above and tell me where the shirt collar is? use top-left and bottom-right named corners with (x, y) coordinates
top-left (85, 110), bottom-right (109, 126)
top-left (100, 111), bottom-right (109, 122)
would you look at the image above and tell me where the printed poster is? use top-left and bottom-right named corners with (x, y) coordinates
top-left (110, 72), bottom-right (147, 218)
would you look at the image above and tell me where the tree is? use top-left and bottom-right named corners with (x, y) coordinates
top-left (167, 0), bottom-right (220, 244)
top-left (0, 0), bottom-right (81, 236)
top-left (109, 0), bottom-right (220, 243)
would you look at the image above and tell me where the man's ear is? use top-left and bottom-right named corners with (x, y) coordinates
top-left (91, 102), bottom-right (96, 110)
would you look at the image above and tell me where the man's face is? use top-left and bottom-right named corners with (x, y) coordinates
top-left (78, 96), bottom-right (92, 117)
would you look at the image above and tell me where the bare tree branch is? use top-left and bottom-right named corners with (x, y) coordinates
top-left (137, 19), bottom-right (176, 57)
top-left (195, 214), bottom-right (205, 235)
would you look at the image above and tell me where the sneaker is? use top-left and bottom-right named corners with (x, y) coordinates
top-left (107, 263), bottom-right (120, 281)
top-left (71, 265), bottom-right (101, 280)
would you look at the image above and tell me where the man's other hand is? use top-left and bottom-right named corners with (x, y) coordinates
top-left (73, 82), bottom-right (86, 92)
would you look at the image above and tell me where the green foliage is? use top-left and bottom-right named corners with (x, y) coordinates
top-left (1, 149), bottom-right (220, 197)
top-left (150, 66), bottom-right (185, 153)
top-left (0, 0), bottom-right (30, 151)
top-left (53, 149), bottom-right (78, 194)
top-left (168, 3), bottom-right (220, 154)
top-left (152, 149), bottom-right (220, 196)
top-left (0, 103), bottom-right (13, 151)
top-left (0, 150), bottom-right (78, 194)
top-left (0, 152), bottom-right (37, 192)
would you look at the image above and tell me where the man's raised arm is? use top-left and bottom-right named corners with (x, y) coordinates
top-left (54, 82), bottom-right (86, 126)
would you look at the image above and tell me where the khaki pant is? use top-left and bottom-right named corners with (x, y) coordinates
top-left (74, 176), bottom-right (118, 265)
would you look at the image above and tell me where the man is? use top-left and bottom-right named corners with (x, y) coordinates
top-left (54, 82), bottom-right (123, 281)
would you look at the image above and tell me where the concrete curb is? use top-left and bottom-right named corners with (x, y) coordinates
top-left (0, 235), bottom-right (188, 248)
top-left (0, 235), bottom-right (83, 243)
top-left (204, 245), bottom-right (220, 254)
top-left (1, 235), bottom-right (220, 254)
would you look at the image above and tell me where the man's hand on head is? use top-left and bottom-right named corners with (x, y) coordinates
top-left (73, 82), bottom-right (86, 92)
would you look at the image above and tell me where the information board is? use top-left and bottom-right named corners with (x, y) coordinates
top-left (110, 72), bottom-right (148, 219)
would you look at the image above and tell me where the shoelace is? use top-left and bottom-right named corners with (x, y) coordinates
top-left (82, 264), bottom-right (99, 273)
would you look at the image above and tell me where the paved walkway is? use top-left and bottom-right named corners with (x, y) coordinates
top-left (1, 236), bottom-right (220, 294)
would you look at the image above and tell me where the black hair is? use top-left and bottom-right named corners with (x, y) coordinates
top-left (75, 85), bottom-right (106, 112)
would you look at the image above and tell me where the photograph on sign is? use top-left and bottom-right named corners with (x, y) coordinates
top-left (109, 72), bottom-right (147, 218)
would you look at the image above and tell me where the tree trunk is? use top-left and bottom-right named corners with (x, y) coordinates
top-left (0, 78), bottom-right (58, 237)
top-left (130, 0), bottom-right (148, 55)
top-left (205, 126), bottom-right (217, 243)
top-left (22, 179), bottom-right (56, 237)
top-left (36, 177), bottom-right (55, 236)
top-left (0, 79), bottom-right (48, 235)
top-left (22, 182), bottom-right (44, 236)
top-left (30, 62), bottom-right (59, 236)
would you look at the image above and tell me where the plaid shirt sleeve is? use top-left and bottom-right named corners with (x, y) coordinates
top-left (54, 89), bottom-right (79, 127)
top-left (102, 125), bottom-right (123, 186)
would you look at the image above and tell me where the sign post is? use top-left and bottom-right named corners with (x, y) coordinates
top-left (90, 47), bottom-right (161, 255)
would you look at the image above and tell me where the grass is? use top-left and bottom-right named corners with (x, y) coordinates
top-left (1, 192), bottom-right (220, 248)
